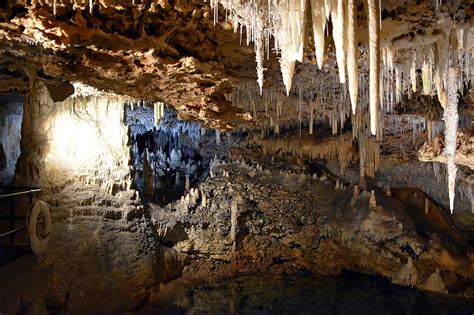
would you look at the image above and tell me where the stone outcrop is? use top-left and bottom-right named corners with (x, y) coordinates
top-left (418, 130), bottom-right (474, 170)
top-left (149, 153), bottom-right (474, 296)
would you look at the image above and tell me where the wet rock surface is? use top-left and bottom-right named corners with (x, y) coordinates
top-left (140, 272), bottom-right (474, 314)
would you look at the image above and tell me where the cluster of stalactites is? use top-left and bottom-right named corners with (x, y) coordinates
top-left (211, 0), bottom-right (371, 122)
top-left (380, 33), bottom-right (470, 114)
top-left (226, 76), bottom-right (353, 138)
top-left (30, 0), bottom-right (150, 15)
top-left (381, 24), bottom-right (470, 212)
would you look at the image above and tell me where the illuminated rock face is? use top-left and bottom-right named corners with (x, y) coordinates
top-left (14, 80), bottom-right (132, 195)
top-left (45, 94), bottom-right (132, 194)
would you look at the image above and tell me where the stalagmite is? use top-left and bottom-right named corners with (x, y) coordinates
top-left (216, 129), bottom-right (221, 145)
top-left (369, 190), bottom-right (377, 209)
top-left (230, 197), bottom-right (238, 254)
top-left (143, 149), bottom-right (154, 196)
top-left (353, 185), bottom-right (360, 199)
top-left (471, 185), bottom-right (473, 214)
top-left (310, 0), bottom-right (326, 69)
top-left (185, 175), bottom-right (190, 192)
top-left (347, 0), bottom-right (358, 114)
top-left (367, 0), bottom-right (381, 137)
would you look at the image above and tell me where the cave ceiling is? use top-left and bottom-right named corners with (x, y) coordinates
top-left (0, 0), bottom-right (473, 128)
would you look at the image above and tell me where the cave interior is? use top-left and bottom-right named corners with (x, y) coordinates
top-left (0, 0), bottom-right (474, 314)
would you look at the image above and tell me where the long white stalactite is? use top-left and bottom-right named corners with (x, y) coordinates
top-left (347, 0), bottom-right (358, 114)
top-left (310, 0), bottom-right (326, 69)
top-left (278, 0), bottom-right (306, 96)
top-left (444, 65), bottom-right (459, 213)
top-left (367, 0), bottom-right (380, 137)
top-left (255, 29), bottom-right (265, 95)
top-left (332, 0), bottom-right (347, 83)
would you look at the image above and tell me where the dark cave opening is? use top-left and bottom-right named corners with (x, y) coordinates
top-left (125, 103), bottom-right (240, 206)
top-left (0, 93), bottom-right (23, 186)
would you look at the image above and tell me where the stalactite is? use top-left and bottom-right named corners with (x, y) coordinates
top-left (444, 65), bottom-right (459, 213)
top-left (280, 59), bottom-right (297, 97)
top-left (332, 0), bottom-right (346, 83)
top-left (310, 0), bottom-right (326, 69)
top-left (435, 37), bottom-right (449, 108)
top-left (324, 0), bottom-right (332, 19)
top-left (278, 0), bottom-right (306, 96)
top-left (347, 0), bottom-right (358, 114)
top-left (367, 0), bottom-right (380, 137)
top-left (358, 133), bottom-right (380, 178)
top-left (247, 132), bottom-right (357, 174)
top-left (255, 28), bottom-right (265, 94)
top-left (410, 52), bottom-right (418, 93)
top-left (154, 102), bottom-right (165, 125)
top-left (422, 60), bottom-right (431, 95)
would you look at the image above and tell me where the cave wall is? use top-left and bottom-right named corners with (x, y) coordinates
top-left (14, 81), bottom-right (132, 195)
top-left (7, 81), bottom-right (168, 313)
top-left (0, 93), bottom-right (22, 185)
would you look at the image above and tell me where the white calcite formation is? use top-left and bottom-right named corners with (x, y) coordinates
top-left (444, 66), bottom-right (460, 213)
top-left (15, 80), bottom-right (133, 196)
top-left (346, 0), bottom-right (359, 115)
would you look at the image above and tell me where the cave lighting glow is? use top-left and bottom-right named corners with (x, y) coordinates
top-left (44, 94), bottom-right (130, 175)
top-left (47, 111), bottom-right (103, 166)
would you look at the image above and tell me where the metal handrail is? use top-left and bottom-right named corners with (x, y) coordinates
top-left (0, 187), bottom-right (41, 244)
top-left (0, 227), bottom-right (25, 240)
top-left (0, 188), bottom-right (41, 200)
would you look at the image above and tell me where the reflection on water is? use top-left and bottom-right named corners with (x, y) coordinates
top-left (140, 271), bottom-right (474, 314)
